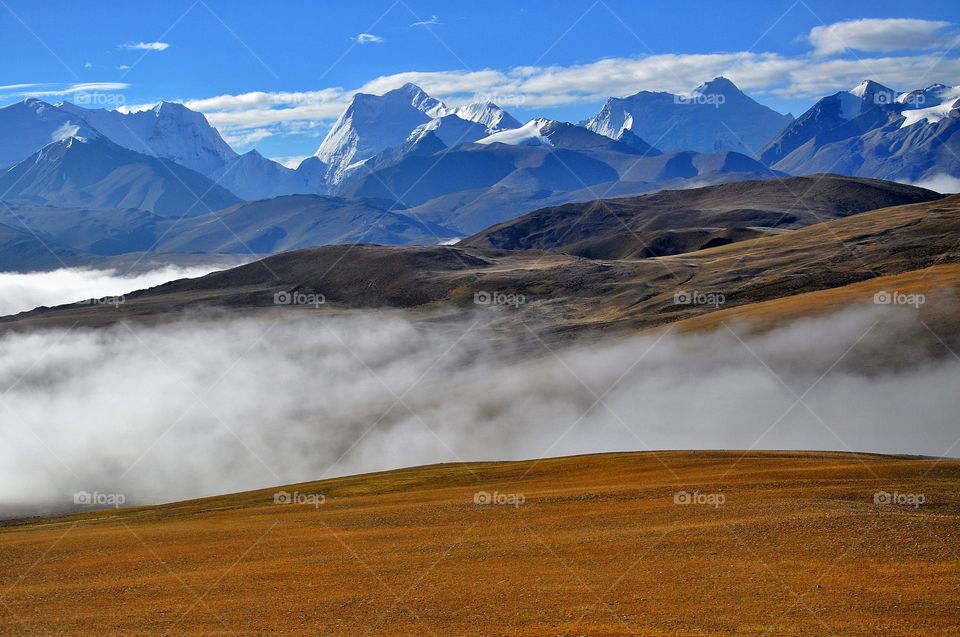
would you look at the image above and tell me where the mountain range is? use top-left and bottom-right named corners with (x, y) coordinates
top-left (0, 76), bottom-right (957, 271)
top-left (583, 76), bottom-right (795, 154)
top-left (760, 80), bottom-right (960, 181)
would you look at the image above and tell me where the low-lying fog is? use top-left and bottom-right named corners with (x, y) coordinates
top-left (0, 265), bottom-right (230, 316)
top-left (1, 304), bottom-right (958, 511)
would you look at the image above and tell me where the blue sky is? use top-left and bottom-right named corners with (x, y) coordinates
top-left (2, 0), bottom-right (959, 162)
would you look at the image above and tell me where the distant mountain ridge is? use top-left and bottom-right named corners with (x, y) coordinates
top-left (584, 77), bottom-right (794, 155)
top-left (461, 174), bottom-right (942, 259)
top-left (1, 77), bottom-right (957, 274)
top-left (760, 79), bottom-right (960, 182)
top-left (0, 135), bottom-right (241, 216)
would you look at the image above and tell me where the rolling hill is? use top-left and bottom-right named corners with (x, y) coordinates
top-left (461, 174), bottom-right (942, 258)
top-left (6, 192), bottom-right (959, 348)
top-left (1, 451), bottom-right (957, 636)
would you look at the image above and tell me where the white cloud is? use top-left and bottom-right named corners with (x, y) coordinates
top-left (410, 15), bottom-right (440, 27)
top-left (119, 41), bottom-right (171, 51)
top-left (84, 62), bottom-right (93, 69)
top-left (181, 51), bottom-right (960, 136)
top-left (0, 265), bottom-right (228, 317)
top-left (20, 82), bottom-right (130, 98)
top-left (120, 28), bottom-right (958, 153)
top-left (0, 83), bottom-right (42, 92)
top-left (902, 173), bottom-right (960, 194)
top-left (220, 127), bottom-right (273, 147)
top-left (353, 33), bottom-right (384, 45)
top-left (272, 155), bottom-right (309, 169)
top-left (809, 19), bottom-right (957, 56)
top-left (1, 307), bottom-right (957, 508)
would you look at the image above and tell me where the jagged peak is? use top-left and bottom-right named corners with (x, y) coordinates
top-left (849, 79), bottom-right (895, 98)
top-left (696, 76), bottom-right (741, 94)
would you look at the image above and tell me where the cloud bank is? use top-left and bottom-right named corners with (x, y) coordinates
top-left (809, 18), bottom-right (957, 56)
top-left (904, 173), bottom-right (960, 194)
top-left (1, 306), bottom-right (956, 513)
top-left (0, 265), bottom-right (228, 316)
top-left (178, 48), bottom-right (960, 147)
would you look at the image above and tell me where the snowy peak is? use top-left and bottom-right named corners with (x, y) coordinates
top-left (848, 79), bottom-right (895, 99)
top-left (442, 101), bottom-right (521, 131)
top-left (899, 84), bottom-right (960, 128)
top-left (315, 83), bottom-right (449, 185)
top-left (0, 133), bottom-right (242, 215)
top-left (584, 77), bottom-right (792, 154)
top-left (58, 100), bottom-right (237, 176)
top-left (391, 82), bottom-right (445, 116)
top-left (0, 99), bottom-right (100, 168)
top-left (694, 76), bottom-right (741, 97)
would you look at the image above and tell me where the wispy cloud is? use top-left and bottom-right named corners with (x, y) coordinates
top-left (809, 18), bottom-right (958, 56)
top-left (410, 15), bottom-right (440, 27)
top-left (9, 82), bottom-right (131, 100)
top-left (118, 41), bottom-right (171, 51)
top-left (353, 33), bottom-right (384, 45)
top-left (0, 83), bottom-right (42, 92)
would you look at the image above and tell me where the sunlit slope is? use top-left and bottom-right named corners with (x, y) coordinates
top-left (1, 451), bottom-right (958, 636)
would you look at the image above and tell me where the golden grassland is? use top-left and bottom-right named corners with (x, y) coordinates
top-left (1, 451), bottom-right (958, 635)
top-left (671, 262), bottom-right (960, 332)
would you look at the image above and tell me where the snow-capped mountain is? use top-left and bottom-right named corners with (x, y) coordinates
top-left (0, 135), bottom-right (241, 216)
top-left (0, 97), bottom-right (263, 197)
top-left (58, 100), bottom-right (238, 176)
top-left (584, 77), bottom-right (794, 155)
top-left (438, 101), bottom-right (522, 130)
top-left (314, 83), bottom-right (525, 187)
top-left (476, 118), bottom-right (659, 155)
top-left (898, 84), bottom-right (960, 128)
top-left (0, 98), bottom-right (99, 168)
top-left (314, 83), bottom-right (446, 185)
top-left (760, 80), bottom-right (960, 182)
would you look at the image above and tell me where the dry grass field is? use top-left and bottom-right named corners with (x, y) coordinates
top-left (1, 451), bottom-right (958, 636)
